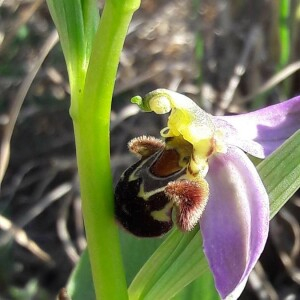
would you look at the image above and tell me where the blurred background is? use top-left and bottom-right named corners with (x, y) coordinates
top-left (0, 0), bottom-right (300, 299)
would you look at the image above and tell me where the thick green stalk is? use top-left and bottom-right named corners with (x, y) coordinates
top-left (71, 1), bottom-right (140, 299)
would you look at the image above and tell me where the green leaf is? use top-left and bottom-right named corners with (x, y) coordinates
top-left (67, 250), bottom-right (96, 300)
top-left (172, 271), bottom-right (219, 300)
top-left (128, 228), bottom-right (209, 300)
top-left (120, 231), bottom-right (165, 285)
top-left (257, 130), bottom-right (300, 219)
top-left (46, 0), bottom-right (99, 92)
top-left (67, 230), bottom-right (165, 300)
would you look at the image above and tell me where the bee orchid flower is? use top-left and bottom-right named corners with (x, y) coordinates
top-left (115, 89), bottom-right (300, 299)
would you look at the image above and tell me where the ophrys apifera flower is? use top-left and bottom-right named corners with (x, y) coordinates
top-left (115, 89), bottom-right (300, 299)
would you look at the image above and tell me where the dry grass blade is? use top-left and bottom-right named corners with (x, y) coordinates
top-left (111, 104), bottom-right (140, 130)
top-left (276, 208), bottom-right (300, 284)
top-left (216, 26), bottom-right (261, 114)
top-left (114, 66), bottom-right (165, 96)
top-left (240, 60), bottom-right (300, 103)
top-left (0, 214), bottom-right (52, 263)
top-left (16, 182), bottom-right (73, 228)
top-left (73, 195), bottom-right (86, 252)
top-left (249, 262), bottom-right (279, 300)
top-left (57, 194), bottom-right (80, 264)
top-left (0, 0), bottom-right (44, 54)
top-left (0, 30), bottom-right (59, 185)
top-left (0, 182), bottom-right (72, 246)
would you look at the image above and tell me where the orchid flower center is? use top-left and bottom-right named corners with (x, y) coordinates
top-left (132, 89), bottom-right (227, 180)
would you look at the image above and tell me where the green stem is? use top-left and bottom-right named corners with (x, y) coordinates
top-left (279, 0), bottom-right (290, 67)
top-left (71, 1), bottom-right (140, 299)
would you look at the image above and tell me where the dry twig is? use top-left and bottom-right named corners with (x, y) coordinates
top-left (0, 30), bottom-right (59, 185)
top-left (0, 214), bottom-right (52, 263)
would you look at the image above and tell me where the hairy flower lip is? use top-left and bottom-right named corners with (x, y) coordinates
top-left (165, 178), bottom-right (209, 231)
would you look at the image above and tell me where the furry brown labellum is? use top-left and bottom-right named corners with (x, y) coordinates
top-left (114, 136), bottom-right (209, 237)
top-left (165, 179), bottom-right (209, 231)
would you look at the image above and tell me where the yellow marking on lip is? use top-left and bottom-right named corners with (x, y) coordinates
top-left (137, 182), bottom-right (165, 201)
top-left (128, 159), bottom-right (148, 182)
top-left (151, 202), bottom-right (173, 222)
